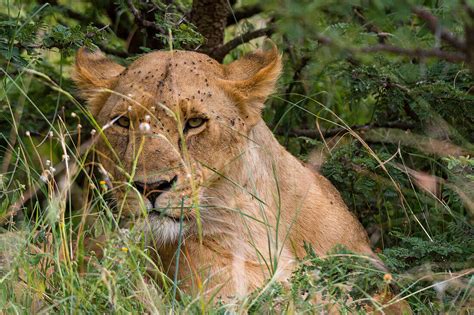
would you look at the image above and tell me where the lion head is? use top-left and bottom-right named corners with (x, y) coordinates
top-left (74, 46), bottom-right (281, 246)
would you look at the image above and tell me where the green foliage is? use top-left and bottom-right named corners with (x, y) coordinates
top-left (383, 223), bottom-right (473, 271)
top-left (289, 246), bottom-right (383, 310)
top-left (153, 12), bottom-right (204, 49)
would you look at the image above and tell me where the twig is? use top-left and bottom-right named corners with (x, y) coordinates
top-left (38, 0), bottom-right (109, 31)
top-left (353, 7), bottom-right (388, 43)
top-left (412, 7), bottom-right (466, 51)
top-left (127, 0), bottom-right (165, 33)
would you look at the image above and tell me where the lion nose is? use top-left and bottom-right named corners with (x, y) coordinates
top-left (134, 176), bottom-right (177, 205)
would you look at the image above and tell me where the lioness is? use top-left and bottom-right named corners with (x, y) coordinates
top-left (74, 45), bottom-right (382, 299)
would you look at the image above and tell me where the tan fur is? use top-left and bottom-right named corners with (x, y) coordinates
top-left (74, 46), bottom-right (381, 300)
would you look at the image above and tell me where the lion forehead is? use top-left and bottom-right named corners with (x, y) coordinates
top-left (120, 50), bottom-right (225, 83)
top-left (106, 51), bottom-right (233, 113)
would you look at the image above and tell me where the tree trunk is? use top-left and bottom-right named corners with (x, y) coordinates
top-left (190, 0), bottom-right (230, 58)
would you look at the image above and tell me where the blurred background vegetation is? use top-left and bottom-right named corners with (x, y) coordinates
top-left (1, 0), bottom-right (473, 313)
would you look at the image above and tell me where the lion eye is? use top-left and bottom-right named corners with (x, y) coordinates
top-left (115, 116), bottom-right (130, 128)
top-left (186, 117), bottom-right (205, 129)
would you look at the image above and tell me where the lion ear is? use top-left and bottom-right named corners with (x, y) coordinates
top-left (73, 47), bottom-right (125, 115)
top-left (221, 43), bottom-right (282, 126)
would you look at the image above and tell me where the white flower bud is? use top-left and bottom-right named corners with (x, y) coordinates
top-left (77, 124), bottom-right (82, 129)
top-left (25, 131), bottom-right (31, 136)
top-left (144, 115), bottom-right (151, 122)
top-left (71, 112), bottom-right (77, 118)
top-left (40, 170), bottom-right (49, 183)
top-left (91, 129), bottom-right (97, 136)
top-left (139, 122), bottom-right (151, 132)
top-left (45, 160), bottom-right (51, 166)
top-left (49, 131), bottom-right (53, 138)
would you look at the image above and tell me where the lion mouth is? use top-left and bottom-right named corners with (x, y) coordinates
top-left (135, 175), bottom-right (178, 204)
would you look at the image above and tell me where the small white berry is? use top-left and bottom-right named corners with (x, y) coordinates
top-left (45, 159), bottom-right (51, 166)
top-left (139, 122), bottom-right (151, 132)
top-left (62, 154), bottom-right (70, 161)
top-left (49, 166), bottom-right (56, 173)
top-left (71, 112), bottom-right (77, 118)
top-left (144, 115), bottom-right (151, 122)
top-left (40, 174), bottom-right (49, 183)
top-left (25, 131), bottom-right (31, 136)
top-left (49, 131), bottom-right (53, 138)
top-left (77, 124), bottom-right (82, 129)
top-left (91, 129), bottom-right (96, 135)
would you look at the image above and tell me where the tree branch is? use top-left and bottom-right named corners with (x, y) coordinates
top-left (273, 122), bottom-right (416, 139)
top-left (273, 124), bottom-right (473, 157)
top-left (412, 7), bottom-right (466, 51)
top-left (359, 44), bottom-right (466, 63)
top-left (313, 34), bottom-right (467, 64)
top-left (210, 25), bottom-right (275, 61)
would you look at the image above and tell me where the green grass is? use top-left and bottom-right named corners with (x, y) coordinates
top-left (1, 68), bottom-right (472, 313)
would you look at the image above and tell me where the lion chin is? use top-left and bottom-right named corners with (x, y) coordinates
top-left (137, 213), bottom-right (189, 247)
top-left (74, 44), bottom-right (388, 300)
top-left (120, 190), bottom-right (198, 246)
